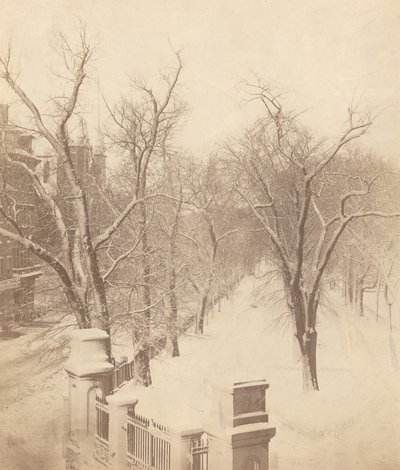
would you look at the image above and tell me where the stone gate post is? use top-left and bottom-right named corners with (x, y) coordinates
top-left (231, 380), bottom-right (276, 470)
top-left (106, 393), bottom-right (138, 470)
top-left (64, 329), bottom-right (114, 445)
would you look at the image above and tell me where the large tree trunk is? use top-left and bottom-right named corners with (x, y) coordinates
top-left (132, 201), bottom-right (152, 386)
top-left (168, 283), bottom-right (180, 357)
top-left (297, 330), bottom-right (319, 391)
top-left (64, 285), bottom-right (91, 329)
top-left (167, 201), bottom-right (182, 357)
top-left (167, 257), bottom-right (180, 356)
top-left (74, 196), bottom-right (112, 360)
top-left (291, 289), bottom-right (319, 391)
top-left (197, 286), bottom-right (211, 335)
top-left (133, 349), bottom-right (151, 386)
top-left (196, 219), bottom-right (218, 335)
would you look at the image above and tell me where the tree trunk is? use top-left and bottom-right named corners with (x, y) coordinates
top-left (343, 256), bottom-right (347, 301)
top-left (348, 261), bottom-right (355, 306)
top-left (133, 349), bottom-right (151, 386)
top-left (353, 276), bottom-right (359, 312)
top-left (87, 246), bottom-right (111, 332)
top-left (297, 330), bottom-right (319, 391)
top-left (197, 289), bottom-right (209, 335)
top-left (133, 200), bottom-right (152, 386)
top-left (167, 202), bottom-right (181, 357)
top-left (384, 283), bottom-right (392, 332)
top-left (197, 218), bottom-right (218, 335)
top-left (342, 274), bottom-right (346, 299)
top-left (291, 290), bottom-right (319, 391)
top-left (384, 282), bottom-right (389, 305)
top-left (168, 268), bottom-right (180, 357)
top-left (359, 287), bottom-right (364, 317)
top-left (85, 246), bottom-right (113, 360)
top-left (67, 152), bottom-right (112, 359)
top-left (345, 257), bottom-right (355, 306)
top-left (376, 280), bottom-right (380, 322)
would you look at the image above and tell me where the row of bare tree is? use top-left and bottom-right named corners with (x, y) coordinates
top-left (220, 84), bottom-right (400, 390)
top-left (1, 28), bottom-right (399, 390)
top-left (0, 30), bottom-right (260, 386)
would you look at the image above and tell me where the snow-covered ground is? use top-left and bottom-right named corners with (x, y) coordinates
top-left (1, 275), bottom-right (399, 470)
top-left (127, 276), bottom-right (400, 470)
top-left (0, 322), bottom-right (67, 470)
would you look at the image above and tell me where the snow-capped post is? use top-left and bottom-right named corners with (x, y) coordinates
top-left (231, 379), bottom-right (276, 470)
top-left (64, 329), bottom-right (114, 450)
top-left (106, 393), bottom-right (138, 470)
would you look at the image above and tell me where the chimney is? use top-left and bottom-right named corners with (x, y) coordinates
top-left (0, 104), bottom-right (9, 127)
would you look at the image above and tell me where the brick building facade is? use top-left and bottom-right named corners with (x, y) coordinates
top-left (0, 104), bottom-right (43, 325)
top-left (0, 104), bottom-right (107, 326)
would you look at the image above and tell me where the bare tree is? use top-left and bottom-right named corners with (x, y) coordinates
top-left (226, 83), bottom-right (400, 390)
top-left (0, 31), bottom-right (109, 333)
top-left (341, 215), bottom-right (400, 325)
top-left (0, 29), bottom-right (180, 364)
top-left (154, 151), bottom-right (193, 357)
top-left (105, 52), bottom-right (183, 384)
top-left (185, 158), bottom-right (238, 335)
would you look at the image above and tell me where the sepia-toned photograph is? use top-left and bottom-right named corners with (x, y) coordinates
top-left (0, 1), bottom-right (399, 469)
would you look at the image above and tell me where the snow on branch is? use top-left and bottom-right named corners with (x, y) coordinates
top-left (311, 109), bottom-right (373, 179)
top-left (236, 187), bottom-right (291, 273)
top-left (94, 193), bottom-right (182, 249)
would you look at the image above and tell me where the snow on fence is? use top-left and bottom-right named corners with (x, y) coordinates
top-left (112, 356), bottom-right (134, 392)
top-left (126, 409), bottom-right (171, 470)
top-left (191, 433), bottom-right (209, 470)
top-left (99, 277), bottom-right (244, 395)
top-left (103, 338), bottom-right (168, 395)
top-left (99, 356), bottom-right (134, 395)
top-left (95, 396), bottom-right (110, 467)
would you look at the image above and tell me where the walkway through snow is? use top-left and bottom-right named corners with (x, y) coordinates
top-left (1, 275), bottom-right (399, 470)
top-left (0, 324), bottom-right (66, 470)
top-left (126, 276), bottom-right (400, 470)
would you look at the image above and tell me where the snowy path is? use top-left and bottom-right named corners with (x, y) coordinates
top-left (0, 325), bottom-right (66, 470)
top-left (0, 276), bottom-right (399, 470)
top-left (129, 276), bottom-right (400, 470)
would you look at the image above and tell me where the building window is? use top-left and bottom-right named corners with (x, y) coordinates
top-left (12, 246), bottom-right (33, 269)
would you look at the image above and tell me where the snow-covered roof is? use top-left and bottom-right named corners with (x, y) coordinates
top-left (69, 328), bottom-right (110, 341)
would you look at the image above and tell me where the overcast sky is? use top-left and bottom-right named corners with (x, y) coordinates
top-left (0, 0), bottom-right (399, 160)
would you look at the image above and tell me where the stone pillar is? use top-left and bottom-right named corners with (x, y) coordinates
top-left (106, 393), bottom-right (138, 470)
top-left (208, 433), bottom-right (232, 470)
top-left (64, 328), bottom-right (114, 443)
top-left (231, 380), bottom-right (276, 470)
top-left (179, 430), bottom-right (202, 470)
